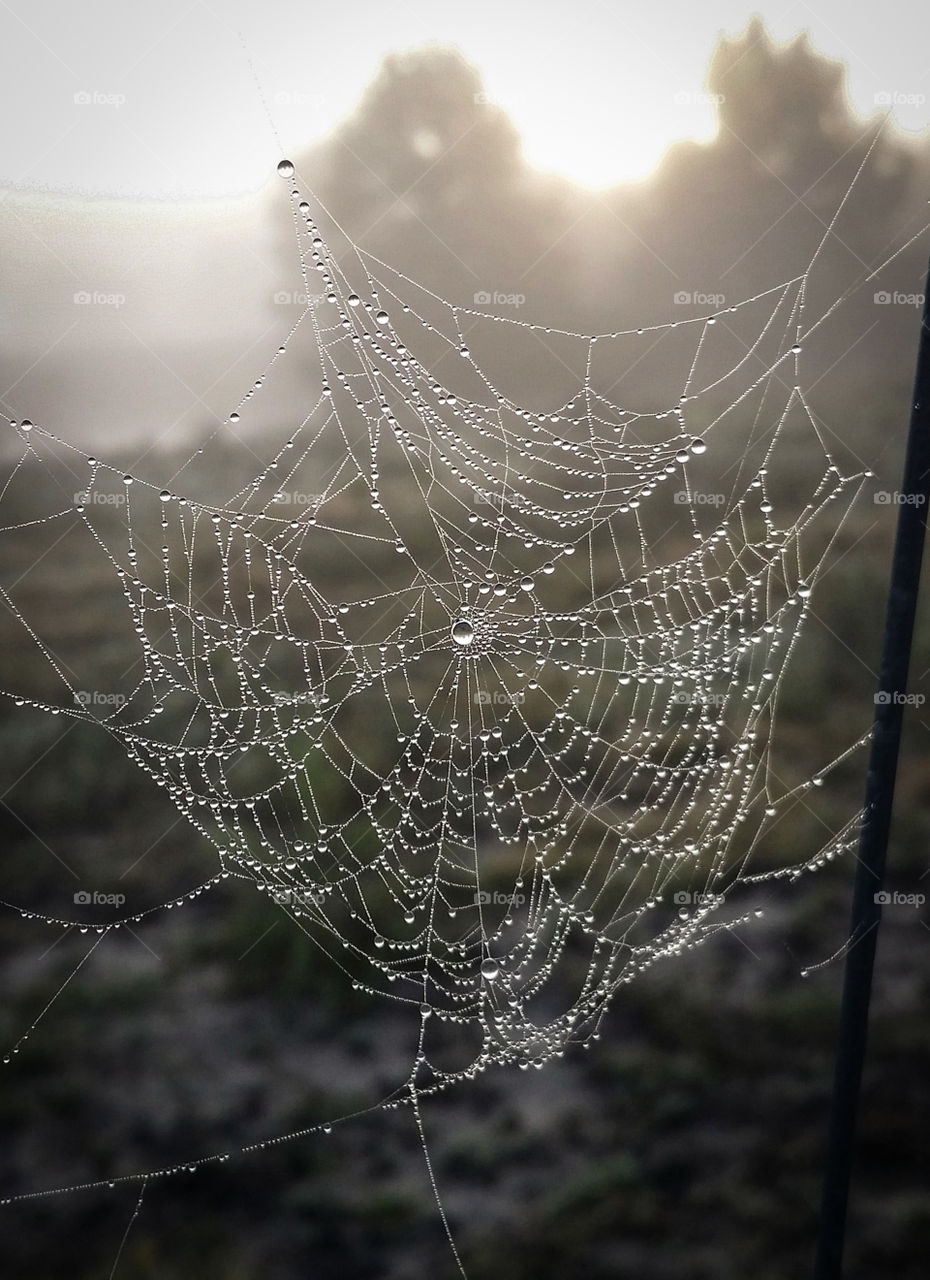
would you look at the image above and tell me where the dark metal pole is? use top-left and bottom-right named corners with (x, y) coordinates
top-left (815, 258), bottom-right (930, 1280)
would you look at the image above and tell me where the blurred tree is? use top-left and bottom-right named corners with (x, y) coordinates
top-left (301, 48), bottom-right (582, 301)
top-left (297, 24), bottom-right (927, 319)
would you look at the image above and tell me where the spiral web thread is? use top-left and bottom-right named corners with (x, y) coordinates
top-left (0, 150), bottom-right (914, 1229)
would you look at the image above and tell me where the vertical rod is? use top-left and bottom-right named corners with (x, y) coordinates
top-left (815, 258), bottom-right (930, 1279)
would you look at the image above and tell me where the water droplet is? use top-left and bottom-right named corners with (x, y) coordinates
top-left (690, 438), bottom-right (706, 455)
top-left (277, 159), bottom-right (294, 178)
top-left (375, 310), bottom-right (390, 325)
top-left (347, 294), bottom-right (361, 307)
top-left (481, 957), bottom-right (499, 980)
top-left (20, 419), bottom-right (33, 432)
top-left (451, 620), bottom-right (474, 647)
top-left (797, 581), bottom-right (811, 598)
top-left (520, 576), bottom-right (534, 592)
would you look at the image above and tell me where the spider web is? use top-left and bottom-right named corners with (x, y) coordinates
top-left (0, 146), bottom-right (916, 1246)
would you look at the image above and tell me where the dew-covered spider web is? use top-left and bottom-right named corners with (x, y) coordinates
top-left (0, 141), bottom-right (921, 1261)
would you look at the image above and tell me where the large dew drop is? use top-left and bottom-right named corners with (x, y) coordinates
top-left (480, 957), bottom-right (499, 980)
top-left (451, 619), bottom-right (474, 647)
top-left (277, 159), bottom-right (294, 178)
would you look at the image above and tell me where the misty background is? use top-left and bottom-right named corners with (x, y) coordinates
top-left (3, 20), bottom-right (930, 464)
